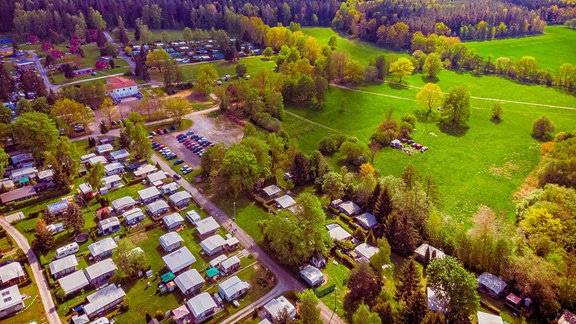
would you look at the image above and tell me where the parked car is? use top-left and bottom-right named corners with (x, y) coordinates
top-left (186, 131), bottom-right (194, 136)
top-left (173, 159), bottom-right (184, 165)
top-left (171, 125), bottom-right (177, 130)
top-left (173, 173), bottom-right (182, 180)
top-left (157, 129), bottom-right (164, 135)
top-left (164, 128), bottom-right (170, 134)
top-left (420, 146), bottom-right (429, 153)
top-left (150, 131), bottom-right (156, 136)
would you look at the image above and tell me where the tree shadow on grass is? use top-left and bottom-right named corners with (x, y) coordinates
top-left (438, 122), bottom-right (469, 137)
top-left (387, 82), bottom-right (409, 90)
top-left (490, 117), bottom-right (503, 124)
top-left (414, 109), bottom-right (440, 123)
top-left (421, 75), bottom-right (439, 84)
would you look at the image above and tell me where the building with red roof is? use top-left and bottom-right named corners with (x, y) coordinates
top-left (105, 77), bottom-right (138, 99)
top-left (95, 60), bottom-right (109, 71)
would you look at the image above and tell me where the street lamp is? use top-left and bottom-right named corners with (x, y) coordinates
top-left (233, 201), bottom-right (236, 221)
top-left (328, 287), bottom-right (337, 324)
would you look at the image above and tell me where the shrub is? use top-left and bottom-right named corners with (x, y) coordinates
top-left (318, 136), bottom-right (339, 155)
top-left (120, 300), bottom-right (130, 312)
top-left (155, 310), bottom-right (165, 321)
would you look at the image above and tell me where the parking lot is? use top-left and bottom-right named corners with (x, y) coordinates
top-left (153, 111), bottom-right (244, 168)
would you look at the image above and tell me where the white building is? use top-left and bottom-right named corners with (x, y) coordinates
top-left (104, 77), bottom-right (138, 99)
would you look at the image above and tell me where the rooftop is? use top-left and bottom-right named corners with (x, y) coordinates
top-left (104, 162), bottom-right (124, 173)
top-left (300, 265), bottom-right (324, 286)
top-left (219, 275), bottom-right (250, 298)
top-left (196, 217), bottom-right (220, 236)
top-left (98, 217), bottom-right (120, 230)
top-left (111, 196), bottom-right (135, 210)
top-left (339, 201), bottom-right (361, 215)
top-left (354, 243), bottom-right (379, 261)
top-left (326, 223), bottom-right (352, 241)
top-left (275, 195), bottom-right (297, 209)
top-left (49, 255), bottom-right (78, 275)
top-left (162, 247), bottom-right (196, 273)
top-left (174, 269), bottom-right (205, 292)
top-left (96, 144), bottom-right (114, 153)
top-left (264, 296), bottom-right (295, 320)
top-left (477, 311), bottom-right (504, 324)
top-left (169, 191), bottom-right (192, 204)
top-left (163, 212), bottom-right (184, 227)
top-left (200, 234), bottom-right (226, 254)
top-left (186, 292), bottom-right (216, 318)
top-left (355, 212), bottom-right (377, 229)
top-left (262, 185), bottom-right (281, 197)
top-left (159, 232), bottom-right (184, 248)
top-left (84, 284), bottom-right (125, 316)
top-left (138, 186), bottom-right (161, 201)
top-left (220, 256), bottom-right (241, 270)
top-left (0, 285), bottom-right (23, 312)
top-left (105, 77), bottom-right (137, 91)
top-left (88, 237), bottom-right (118, 257)
top-left (58, 270), bottom-right (89, 295)
top-left (147, 200), bottom-right (169, 214)
top-left (84, 259), bottom-right (117, 281)
top-left (0, 262), bottom-right (25, 283)
top-left (109, 149), bottom-right (129, 160)
top-left (478, 272), bottom-right (507, 295)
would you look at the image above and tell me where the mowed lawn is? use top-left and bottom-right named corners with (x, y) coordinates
top-left (302, 27), bottom-right (407, 65)
top-left (466, 26), bottom-right (576, 72)
top-left (150, 56), bottom-right (276, 82)
top-left (287, 70), bottom-right (576, 223)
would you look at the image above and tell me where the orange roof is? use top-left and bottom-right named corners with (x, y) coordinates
top-left (105, 77), bottom-right (137, 91)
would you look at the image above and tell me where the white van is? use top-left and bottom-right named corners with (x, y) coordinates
top-left (55, 242), bottom-right (79, 259)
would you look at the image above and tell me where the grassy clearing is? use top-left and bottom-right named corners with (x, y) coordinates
top-left (301, 27), bottom-right (406, 66)
top-left (150, 56), bottom-right (276, 82)
top-left (128, 29), bottom-right (184, 43)
top-left (11, 278), bottom-right (48, 324)
top-left (466, 26), bottom-right (576, 73)
top-left (318, 261), bottom-right (350, 319)
top-left (286, 68), bottom-right (576, 223)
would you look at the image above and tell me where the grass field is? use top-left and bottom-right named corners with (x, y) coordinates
top-left (302, 27), bottom-right (406, 66)
top-left (149, 56), bottom-right (276, 82)
top-left (286, 67), bottom-right (576, 223)
top-left (466, 26), bottom-right (576, 73)
top-left (128, 29), bottom-right (184, 43)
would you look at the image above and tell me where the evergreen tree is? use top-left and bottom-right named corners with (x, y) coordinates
top-left (396, 257), bottom-right (427, 323)
top-left (65, 204), bottom-right (85, 234)
top-left (43, 207), bottom-right (57, 224)
top-left (344, 263), bottom-right (383, 318)
top-left (32, 218), bottom-right (54, 254)
top-left (96, 29), bottom-right (107, 47)
top-left (0, 63), bottom-right (16, 102)
top-left (385, 211), bottom-right (419, 256)
top-left (372, 300), bottom-right (395, 324)
top-left (367, 182), bottom-right (381, 213)
top-left (373, 186), bottom-right (393, 223)
top-left (290, 152), bottom-right (309, 186)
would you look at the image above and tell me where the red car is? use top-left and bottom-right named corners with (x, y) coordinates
top-left (157, 129), bottom-right (164, 135)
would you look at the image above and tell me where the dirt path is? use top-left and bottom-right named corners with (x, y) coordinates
top-left (0, 217), bottom-right (61, 324)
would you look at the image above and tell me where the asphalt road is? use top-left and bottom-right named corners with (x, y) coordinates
top-left (0, 217), bottom-right (62, 324)
top-left (151, 155), bottom-right (345, 324)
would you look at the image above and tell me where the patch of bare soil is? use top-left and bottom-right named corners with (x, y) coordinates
top-left (130, 232), bottom-right (148, 244)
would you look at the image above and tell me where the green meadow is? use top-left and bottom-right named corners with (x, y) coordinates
top-left (286, 66), bottom-right (576, 223)
top-left (466, 26), bottom-right (576, 72)
top-left (302, 27), bottom-right (406, 65)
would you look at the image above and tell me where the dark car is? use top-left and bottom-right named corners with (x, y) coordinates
top-left (186, 131), bottom-right (194, 136)
top-left (164, 128), bottom-right (170, 134)
top-left (157, 129), bottom-right (163, 135)
top-left (173, 159), bottom-right (184, 165)
top-left (171, 124), bottom-right (177, 130)
top-left (173, 173), bottom-right (182, 180)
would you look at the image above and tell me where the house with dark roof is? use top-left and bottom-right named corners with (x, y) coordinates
top-left (427, 287), bottom-right (448, 315)
top-left (0, 186), bottom-right (37, 204)
top-left (478, 272), bottom-right (507, 297)
top-left (174, 269), bottom-right (205, 296)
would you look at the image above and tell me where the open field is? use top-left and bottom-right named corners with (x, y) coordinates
top-left (302, 27), bottom-right (406, 65)
top-left (287, 68), bottom-right (576, 223)
top-left (149, 56), bottom-right (276, 82)
top-left (466, 26), bottom-right (576, 73)
top-left (128, 29), bottom-right (184, 43)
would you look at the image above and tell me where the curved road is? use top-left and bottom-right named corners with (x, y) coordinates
top-left (0, 217), bottom-right (62, 324)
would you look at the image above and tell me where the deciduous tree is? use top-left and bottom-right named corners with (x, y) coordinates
top-left (64, 204), bottom-right (85, 234)
top-left (321, 171), bottom-right (345, 200)
top-left (423, 53), bottom-right (442, 78)
top-left (87, 163), bottom-right (105, 191)
top-left (165, 97), bottom-right (192, 126)
top-left (352, 304), bottom-right (381, 324)
top-left (45, 137), bottom-right (80, 188)
top-left (13, 112), bottom-right (59, 160)
top-left (441, 86), bottom-right (471, 127)
top-left (112, 238), bottom-right (148, 277)
top-left (389, 58), bottom-right (414, 83)
top-left (344, 262), bottom-right (383, 317)
top-left (196, 64), bottom-right (218, 96)
top-left (33, 218), bottom-right (54, 254)
top-left (532, 116), bottom-right (554, 141)
top-left (298, 289), bottom-right (323, 324)
top-left (427, 256), bottom-right (480, 323)
top-left (416, 83), bottom-right (443, 121)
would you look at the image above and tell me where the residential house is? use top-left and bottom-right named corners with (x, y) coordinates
top-left (95, 207), bottom-right (111, 221)
top-left (169, 191), bottom-right (192, 209)
top-left (14, 59), bottom-right (34, 70)
top-left (209, 255), bottom-right (228, 269)
top-left (147, 171), bottom-right (167, 187)
top-left (338, 201), bottom-right (361, 216)
top-left (147, 200), bottom-right (170, 218)
top-left (134, 164), bottom-right (157, 178)
top-left (88, 156), bottom-right (108, 167)
top-left (477, 311), bottom-right (504, 324)
top-left (109, 149), bottom-right (130, 162)
top-left (46, 200), bottom-right (70, 216)
top-left (101, 175), bottom-right (122, 191)
top-left (414, 243), bottom-right (446, 263)
top-left (261, 185), bottom-right (281, 200)
top-left (163, 247), bottom-right (196, 274)
top-left (326, 223), bottom-right (352, 241)
top-left (299, 265), bottom-right (325, 287)
top-left (123, 208), bottom-right (145, 226)
top-left (104, 163), bottom-right (125, 176)
top-left (172, 304), bottom-right (191, 324)
top-left (163, 213), bottom-right (184, 231)
top-left (0, 262), bottom-right (26, 287)
top-left (81, 153), bottom-right (97, 164)
top-left (111, 196), bottom-right (135, 214)
top-left (0, 179), bottom-right (14, 192)
top-left (78, 183), bottom-right (94, 199)
top-left (174, 269), bottom-right (205, 296)
top-left (104, 77), bottom-right (138, 99)
top-left (0, 186), bottom-right (37, 204)
top-left (138, 187), bottom-right (162, 204)
top-left (95, 60), bottom-right (109, 71)
top-left (88, 238), bottom-right (118, 260)
top-left (218, 276), bottom-right (250, 302)
top-left (96, 144), bottom-right (114, 155)
top-left (186, 292), bottom-right (217, 323)
top-left (427, 287), bottom-right (448, 315)
top-left (477, 272), bottom-right (507, 297)
top-left (275, 195), bottom-right (296, 210)
top-left (10, 153), bottom-right (34, 168)
top-left (0, 285), bottom-right (24, 319)
top-left (33, 170), bottom-right (53, 183)
top-left (73, 67), bottom-right (95, 76)
top-left (353, 243), bottom-right (379, 263)
top-left (263, 296), bottom-right (296, 322)
top-left (84, 259), bottom-right (117, 287)
top-left (58, 270), bottom-right (89, 297)
top-left (196, 217), bottom-right (220, 238)
top-left (186, 210), bottom-right (201, 225)
top-left (83, 284), bottom-right (126, 319)
top-left (49, 255), bottom-right (78, 279)
top-left (200, 235), bottom-right (227, 256)
top-left (354, 212), bottom-right (377, 230)
top-left (159, 232), bottom-right (184, 252)
top-left (224, 235), bottom-right (240, 252)
top-left (161, 182), bottom-right (180, 195)
top-left (9, 166), bottom-right (37, 182)
top-left (97, 217), bottom-right (121, 236)
top-left (219, 256), bottom-right (241, 275)
top-left (558, 310), bottom-right (576, 324)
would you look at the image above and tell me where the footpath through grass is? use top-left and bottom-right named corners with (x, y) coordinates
top-left (466, 26), bottom-right (576, 73)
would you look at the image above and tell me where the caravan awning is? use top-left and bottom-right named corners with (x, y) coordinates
top-left (206, 267), bottom-right (219, 278)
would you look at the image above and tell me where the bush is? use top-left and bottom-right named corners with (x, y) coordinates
top-left (251, 112), bottom-right (281, 133)
top-left (120, 300), bottom-right (129, 312)
top-left (155, 310), bottom-right (165, 321)
top-left (318, 136), bottom-right (340, 155)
